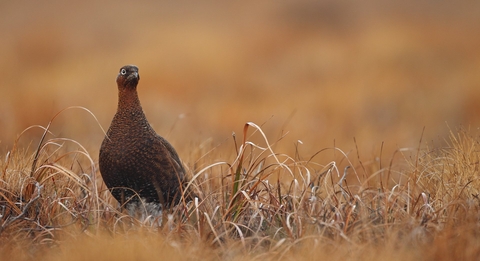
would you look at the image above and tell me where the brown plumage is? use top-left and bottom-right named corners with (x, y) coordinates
top-left (99, 65), bottom-right (185, 209)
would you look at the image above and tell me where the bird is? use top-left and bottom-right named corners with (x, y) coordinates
top-left (99, 65), bottom-right (186, 211)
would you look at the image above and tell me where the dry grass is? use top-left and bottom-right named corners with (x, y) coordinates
top-left (2, 1), bottom-right (480, 260)
top-left (1, 109), bottom-right (480, 260)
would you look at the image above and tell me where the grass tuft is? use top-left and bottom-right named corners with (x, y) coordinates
top-left (1, 110), bottom-right (480, 260)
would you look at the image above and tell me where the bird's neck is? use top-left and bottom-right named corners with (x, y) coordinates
top-left (117, 88), bottom-right (143, 112)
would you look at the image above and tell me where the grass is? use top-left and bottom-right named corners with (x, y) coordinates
top-left (1, 109), bottom-right (480, 261)
top-left (1, 1), bottom-right (480, 260)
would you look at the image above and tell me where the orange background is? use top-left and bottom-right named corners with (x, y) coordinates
top-left (1, 1), bottom-right (479, 164)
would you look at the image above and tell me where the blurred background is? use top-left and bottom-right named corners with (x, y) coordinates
top-left (1, 1), bottom-right (480, 165)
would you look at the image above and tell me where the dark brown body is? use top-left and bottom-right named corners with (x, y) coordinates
top-left (99, 65), bottom-right (185, 208)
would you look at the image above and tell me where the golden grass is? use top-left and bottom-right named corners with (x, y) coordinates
top-left (2, 2), bottom-right (480, 260)
top-left (1, 109), bottom-right (480, 260)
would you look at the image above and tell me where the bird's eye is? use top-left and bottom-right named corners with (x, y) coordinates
top-left (120, 69), bottom-right (127, 75)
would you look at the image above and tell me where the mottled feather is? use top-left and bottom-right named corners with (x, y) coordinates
top-left (99, 65), bottom-right (185, 209)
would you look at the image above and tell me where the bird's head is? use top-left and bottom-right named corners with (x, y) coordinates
top-left (116, 65), bottom-right (140, 89)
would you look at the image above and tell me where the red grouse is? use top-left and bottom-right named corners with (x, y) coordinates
top-left (99, 65), bottom-right (185, 210)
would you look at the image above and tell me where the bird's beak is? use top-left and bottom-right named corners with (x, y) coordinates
top-left (133, 72), bottom-right (139, 79)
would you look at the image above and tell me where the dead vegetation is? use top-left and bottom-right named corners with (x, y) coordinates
top-left (1, 109), bottom-right (480, 261)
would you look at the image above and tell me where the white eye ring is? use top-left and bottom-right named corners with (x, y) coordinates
top-left (120, 69), bottom-right (127, 75)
